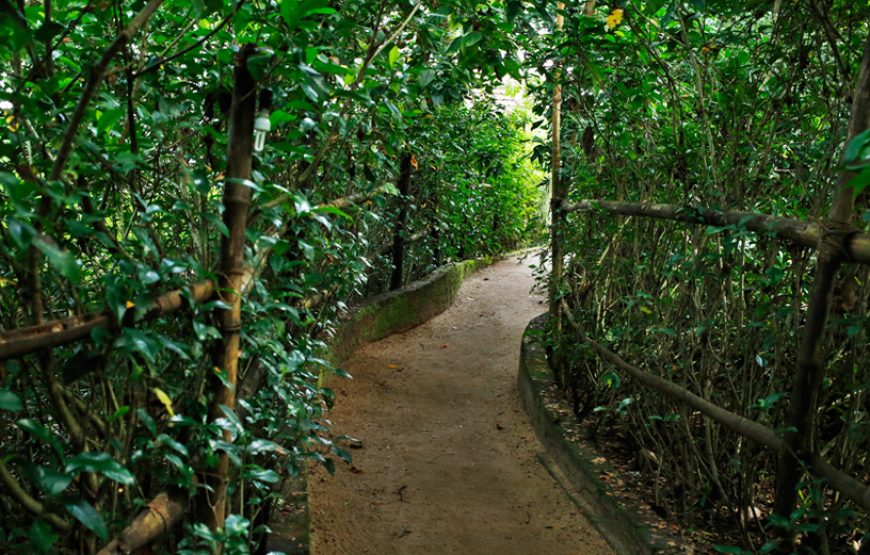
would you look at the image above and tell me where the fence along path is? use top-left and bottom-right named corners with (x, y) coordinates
top-left (0, 43), bottom-right (436, 552)
top-left (546, 37), bottom-right (870, 519)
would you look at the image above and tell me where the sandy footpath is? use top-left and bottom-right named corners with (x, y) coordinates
top-left (308, 254), bottom-right (614, 555)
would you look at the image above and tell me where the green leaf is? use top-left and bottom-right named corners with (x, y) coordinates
top-left (137, 408), bottom-right (157, 436)
top-left (305, 6), bottom-right (336, 16)
top-left (280, 0), bottom-right (305, 30)
top-left (418, 69), bottom-right (436, 87)
top-left (225, 514), bottom-right (250, 535)
top-left (844, 129), bottom-right (870, 164)
top-left (754, 391), bottom-right (785, 410)
top-left (270, 110), bottom-right (297, 127)
top-left (247, 54), bottom-right (272, 81)
top-left (65, 452), bottom-right (135, 485)
top-left (33, 237), bottom-right (81, 283)
top-left (0, 389), bottom-right (23, 412)
top-left (243, 466), bottom-right (280, 483)
top-left (463, 31), bottom-right (483, 49)
top-left (246, 439), bottom-right (280, 454)
top-left (28, 520), bottom-right (59, 554)
top-left (616, 396), bottom-right (634, 413)
top-left (847, 167), bottom-right (870, 196)
top-left (64, 499), bottom-right (108, 540)
top-left (712, 546), bottom-right (743, 554)
top-left (600, 371), bottom-right (621, 389)
top-left (313, 206), bottom-right (352, 224)
top-left (113, 328), bottom-right (160, 364)
top-left (30, 466), bottom-right (72, 496)
top-left (156, 433), bottom-right (189, 457)
top-left (97, 108), bottom-right (124, 135)
top-left (17, 419), bottom-right (66, 463)
top-left (388, 45), bottom-right (400, 68)
top-left (293, 194), bottom-right (312, 215)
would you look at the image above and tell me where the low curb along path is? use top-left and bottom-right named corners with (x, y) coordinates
top-left (308, 255), bottom-right (614, 555)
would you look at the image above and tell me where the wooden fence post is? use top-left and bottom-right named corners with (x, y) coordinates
top-left (199, 43), bottom-right (257, 535)
top-left (432, 191), bottom-right (442, 267)
top-left (548, 1), bottom-right (566, 330)
top-left (390, 153), bottom-right (413, 291)
top-left (773, 35), bottom-right (870, 519)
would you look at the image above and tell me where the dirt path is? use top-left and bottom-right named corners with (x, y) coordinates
top-left (308, 255), bottom-right (614, 555)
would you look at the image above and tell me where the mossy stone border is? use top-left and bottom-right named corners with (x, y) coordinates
top-left (326, 256), bottom-right (495, 364)
top-left (518, 314), bottom-right (683, 554)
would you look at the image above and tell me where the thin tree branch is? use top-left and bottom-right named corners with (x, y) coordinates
top-left (49, 0), bottom-right (164, 182)
top-left (0, 459), bottom-right (70, 531)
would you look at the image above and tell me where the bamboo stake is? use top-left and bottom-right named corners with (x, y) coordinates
top-left (0, 187), bottom-right (385, 363)
top-left (97, 491), bottom-right (186, 555)
top-left (0, 280), bottom-right (215, 361)
top-left (548, 0), bottom-right (566, 328)
top-left (199, 44), bottom-right (257, 533)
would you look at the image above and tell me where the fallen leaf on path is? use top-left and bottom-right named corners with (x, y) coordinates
top-left (440, 344), bottom-right (448, 349)
top-left (496, 423), bottom-right (504, 430)
top-left (350, 466), bottom-right (364, 474)
top-left (387, 364), bottom-right (400, 369)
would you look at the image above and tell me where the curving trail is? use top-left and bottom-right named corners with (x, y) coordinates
top-left (308, 255), bottom-right (614, 555)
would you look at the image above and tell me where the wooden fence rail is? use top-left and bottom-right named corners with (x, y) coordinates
top-left (553, 196), bottom-right (870, 514)
top-left (548, 34), bottom-right (870, 530)
top-left (559, 300), bottom-right (870, 511)
top-left (562, 199), bottom-right (870, 264)
top-left (0, 188), bottom-right (397, 363)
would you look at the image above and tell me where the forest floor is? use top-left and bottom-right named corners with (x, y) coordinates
top-left (307, 254), bottom-right (614, 555)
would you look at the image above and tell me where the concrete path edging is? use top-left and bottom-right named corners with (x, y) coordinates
top-left (518, 313), bottom-right (683, 555)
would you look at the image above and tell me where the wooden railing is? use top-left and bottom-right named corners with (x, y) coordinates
top-left (546, 37), bottom-right (870, 524)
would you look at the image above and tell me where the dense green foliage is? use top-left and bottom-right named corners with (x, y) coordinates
top-left (2, 0), bottom-right (869, 553)
top-left (541, 1), bottom-right (870, 552)
top-left (0, 1), bottom-right (541, 552)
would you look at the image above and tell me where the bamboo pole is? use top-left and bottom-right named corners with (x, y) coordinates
top-left (97, 490), bottom-right (186, 555)
top-left (198, 44), bottom-right (257, 533)
top-left (559, 302), bottom-right (870, 511)
top-left (0, 280), bottom-right (215, 362)
top-left (0, 187), bottom-right (386, 363)
top-left (548, 1), bottom-right (566, 328)
top-left (390, 154), bottom-right (413, 291)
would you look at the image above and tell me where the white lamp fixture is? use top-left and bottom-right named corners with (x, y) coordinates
top-left (253, 110), bottom-right (271, 152)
